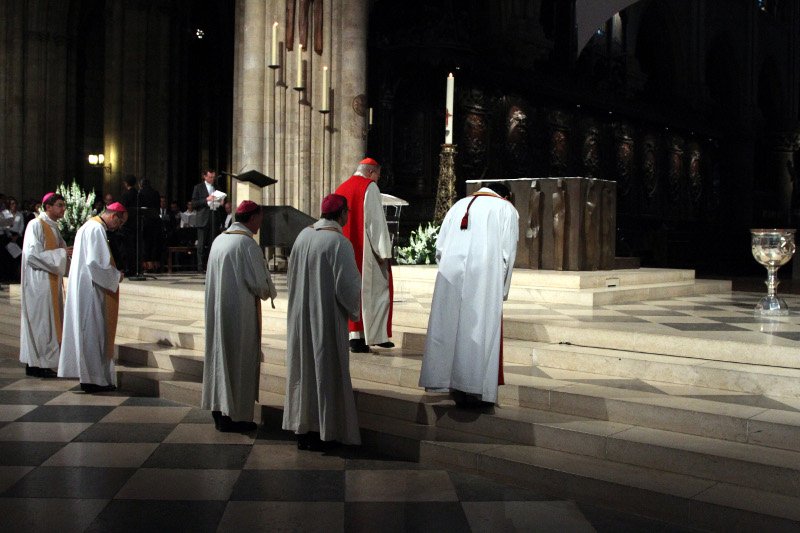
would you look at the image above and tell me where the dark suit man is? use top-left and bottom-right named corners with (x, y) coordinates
top-left (191, 169), bottom-right (222, 271)
top-left (119, 175), bottom-right (139, 275)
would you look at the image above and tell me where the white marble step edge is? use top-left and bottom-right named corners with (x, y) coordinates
top-left (418, 440), bottom-right (800, 529)
top-left (529, 340), bottom-right (800, 397)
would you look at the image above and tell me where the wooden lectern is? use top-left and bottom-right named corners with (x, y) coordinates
top-left (229, 170), bottom-right (277, 245)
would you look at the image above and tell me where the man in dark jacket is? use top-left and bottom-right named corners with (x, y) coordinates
top-left (190, 169), bottom-right (222, 272)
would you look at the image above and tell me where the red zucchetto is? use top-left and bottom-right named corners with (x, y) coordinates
top-left (359, 157), bottom-right (379, 167)
top-left (106, 202), bottom-right (127, 213)
top-left (320, 193), bottom-right (347, 215)
top-left (236, 200), bottom-right (259, 215)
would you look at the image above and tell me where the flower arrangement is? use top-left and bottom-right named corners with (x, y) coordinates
top-left (55, 180), bottom-right (96, 245)
top-left (396, 222), bottom-right (440, 265)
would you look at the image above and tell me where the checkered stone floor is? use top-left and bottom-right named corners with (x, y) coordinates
top-left (0, 358), bottom-right (693, 533)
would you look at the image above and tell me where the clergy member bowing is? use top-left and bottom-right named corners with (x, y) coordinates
top-left (418, 182), bottom-right (519, 407)
top-left (20, 192), bottom-right (68, 378)
top-left (58, 202), bottom-right (128, 393)
top-left (201, 200), bottom-right (277, 433)
top-left (334, 158), bottom-right (394, 353)
top-left (283, 194), bottom-right (362, 450)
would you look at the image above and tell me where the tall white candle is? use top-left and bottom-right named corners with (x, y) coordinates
top-left (271, 22), bottom-right (279, 66)
top-left (296, 45), bottom-right (304, 89)
top-left (368, 107), bottom-right (373, 125)
top-left (445, 72), bottom-right (454, 144)
top-left (321, 66), bottom-right (329, 110)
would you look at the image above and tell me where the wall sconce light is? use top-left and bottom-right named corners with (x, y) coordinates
top-left (88, 153), bottom-right (111, 173)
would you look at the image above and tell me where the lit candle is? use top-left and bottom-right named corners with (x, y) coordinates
top-left (295, 45), bottom-right (304, 89)
top-left (271, 22), bottom-right (279, 66)
top-left (445, 73), bottom-right (454, 144)
top-left (368, 107), bottom-right (373, 125)
top-left (321, 66), bottom-right (329, 110)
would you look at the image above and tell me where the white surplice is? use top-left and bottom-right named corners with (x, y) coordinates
top-left (418, 188), bottom-right (519, 403)
top-left (201, 222), bottom-right (277, 422)
top-left (283, 219), bottom-right (362, 444)
top-left (359, 182), bottom-right (393, 344)
top-left (58, 217), bottom-right (122, 386)
top-left (19, 213), bottom-right (67, 369)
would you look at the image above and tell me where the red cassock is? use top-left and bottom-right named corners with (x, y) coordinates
top-left (335, 175), bottom-right (393, 338)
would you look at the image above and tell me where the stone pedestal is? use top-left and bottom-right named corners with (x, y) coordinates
top-left (467, 177), bottom-right (617, 271)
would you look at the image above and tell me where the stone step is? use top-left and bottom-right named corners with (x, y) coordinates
top-left (500, 363), bottom-right (800, 453)
top-left (252, 362), bottom-right (800, 498)
top-left (108, 344), bottom-right (800, 524)
top-left (499, 317), bottom-right (800, 370)
top-left (419, 441), bottom-right (800, 531)
top-left (100, 328), bottom-right (800, 456)
top-left (394, 266), bottom-right (698, 291)
top-left (392, 266), bottom-right (731, 306)
top-left (531, 341), bottom-right (800, 398)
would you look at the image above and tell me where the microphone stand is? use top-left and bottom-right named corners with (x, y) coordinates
top-left (128, 188), bottom-right (157, 281)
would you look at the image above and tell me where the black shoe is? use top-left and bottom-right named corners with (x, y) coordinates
top-left (349, 339), bottom-right (369, 353)
top-left (211, 411), bottom-right (222, 430)
top-left (452, 389), bottom-right (492, 409)
top-left (39, 368), bottom-right (58, 379)
top-left (25, 365), bottom-right (40, 377)
top-left (80, 383), bottom-right (117, 393)
top-left (311, 439), bottom-right (340, 452)
top-left (297, 433), bottom-right (313, 450)
top-left (374, 341), bottom-right (395, 349)
top-left (218, 416), bottom-right (257, 433)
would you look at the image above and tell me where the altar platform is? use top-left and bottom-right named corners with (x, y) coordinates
top-left (1, 267), bottom-right (800, 530)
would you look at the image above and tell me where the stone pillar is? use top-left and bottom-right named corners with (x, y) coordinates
top-left (235, 0), bottom-right (266, 208)
top-left (233, 0), bottom-right (368, 217)
top-left (334, 0), bottom-right (368, 184)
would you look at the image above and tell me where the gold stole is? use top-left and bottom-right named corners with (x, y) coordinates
top-left (222, 229), bottom-right (263, 334)
top-left (38, 218), bottom-right (64, 344)
top-left (90, 216), bottom-right (119, 360)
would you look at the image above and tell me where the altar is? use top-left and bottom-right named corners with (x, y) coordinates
top-left (467, 177), bottom-right (617, 271)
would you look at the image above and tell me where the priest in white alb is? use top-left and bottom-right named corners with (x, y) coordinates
top-left (19, 192), bottom-right (68, 378)
top-left (201, 200), bottom-right (277, 433)
top-left (419, 182), bottom-right (519, 406)
top-left (283, 194), bottom-right (362, 450)
top-left (58, 202), bottom-right (128, 393)
top-left (334, 157), bottom-right (394, 353)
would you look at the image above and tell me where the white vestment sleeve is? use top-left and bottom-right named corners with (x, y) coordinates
top-left (244, 242), bottom-right (277, 300)
top-left (501, 206), bottom-right (519, 300)
top-left (363, 182), bottom-right (393, 260)
top-left (85, 226), bottom-right (120, 293)
top-left (334, 239), bottom-right (362, 322)
top-left (435, 204), bottom-right (457, 263)
top-left (24, 223), bottom-right (67, 276)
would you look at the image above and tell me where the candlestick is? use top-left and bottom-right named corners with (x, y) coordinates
top-left (295, 45), bottom-right (304, 90)
top-left (320, 66), bottom-right (329, 112)
top-left (445, 73), bottom-right (454, 144)
top-left (270, 22), bottom-right (279, 68)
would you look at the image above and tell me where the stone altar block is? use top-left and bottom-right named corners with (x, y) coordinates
top-left (466, 177), bottom-right (616, 270)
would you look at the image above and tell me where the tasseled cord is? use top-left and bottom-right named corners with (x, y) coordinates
top-left (460, 195), bottom-right (480, 230)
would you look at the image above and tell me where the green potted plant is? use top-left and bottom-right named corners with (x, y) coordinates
top-left (55, 180), bottom-right (96, 245)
